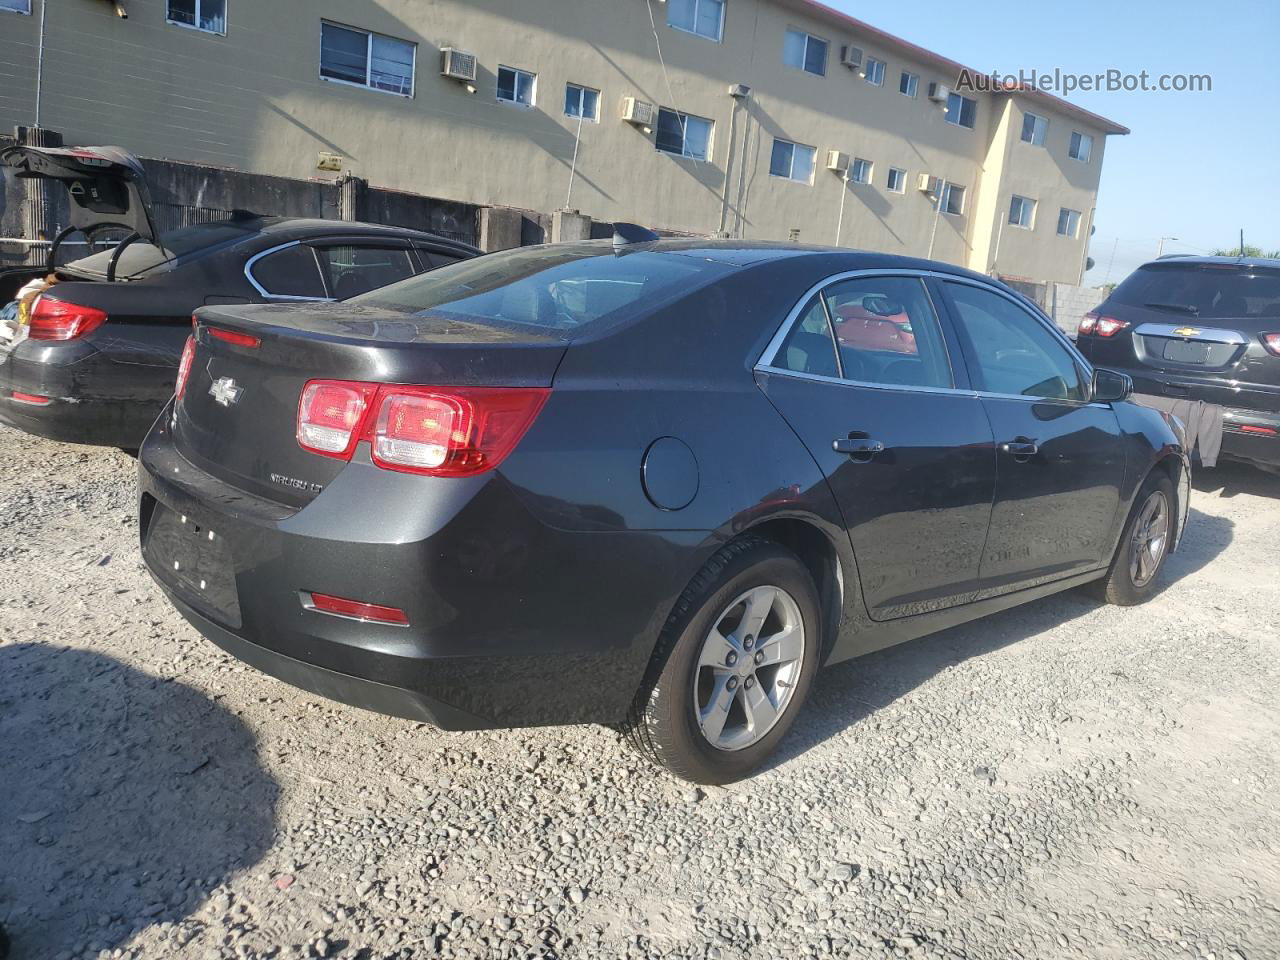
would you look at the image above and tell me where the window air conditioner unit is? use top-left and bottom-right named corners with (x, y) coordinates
top-left (441, 47), bottom-right (477, 82)
top-left (826, 150), bottom-right (850, 174)
top-left (839, 45), bottom-right (863, 70)
top-left (918, 174), bottom-right (942, 194)
top-left (927, 82), bottom-right (950, 102)
top-left (621, 96), bottom-right (657, 126)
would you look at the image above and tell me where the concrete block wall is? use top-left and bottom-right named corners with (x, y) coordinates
top-left (1051, 283), bottom-right (1109, 338)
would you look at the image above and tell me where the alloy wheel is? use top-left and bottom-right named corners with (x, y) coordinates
top-left (692, 585), bottom-right (805, 752)
top-left (1129, 490), bottom-right (1170, 588)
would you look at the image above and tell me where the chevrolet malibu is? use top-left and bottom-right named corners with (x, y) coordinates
top-left (138, 231), bottom-right (1191, 784)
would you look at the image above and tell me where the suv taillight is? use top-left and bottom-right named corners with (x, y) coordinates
top-left (1083, 313), bottom-right (1129, 338)
top-left (1078, 313), bottom-right (1098, 336)
top-left (28, 296), bottom-right (108, 341)
top-left (1262, 332), bottom-right (1280, 357)
top-left (174, 336), bottom-right (197, 401)
top-left (296, 380), bottom-right (549, 477)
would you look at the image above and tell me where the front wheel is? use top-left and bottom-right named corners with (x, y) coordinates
top-left (621, 537), bottom-right (822, 784)
top-left (1094, 472), bottom-right (1175, 606)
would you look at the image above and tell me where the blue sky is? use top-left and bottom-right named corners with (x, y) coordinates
top-left (825, 0), bottom-right (1280, 285)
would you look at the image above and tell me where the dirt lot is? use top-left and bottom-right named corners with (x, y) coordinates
top-left (1, 423), bottom-right (1277, 960)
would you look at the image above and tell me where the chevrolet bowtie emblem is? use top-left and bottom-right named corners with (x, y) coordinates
top-left (209, 377), bottom-right (243, 407)
top-left (1173, 327), bottom-right (1200, 338)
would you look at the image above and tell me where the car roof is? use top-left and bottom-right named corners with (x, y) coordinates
top-left (1143, 254), bottom-right (1280, 270)
top-left (244, 217), bottom-right (478, 252)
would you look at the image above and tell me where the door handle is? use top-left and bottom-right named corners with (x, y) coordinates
top-left (833, 437), bottom-right (885, 457)
top-left (1000, 438), bottom-right (1039, 459)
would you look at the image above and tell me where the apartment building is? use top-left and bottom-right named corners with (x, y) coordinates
top-left (0, 0), bottom-right (1127, 284)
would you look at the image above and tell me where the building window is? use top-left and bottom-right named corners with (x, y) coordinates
top-left (320, 22), bottom-right (415, 96)
top-left (784, 29), bottom-right (828, 76)
top-left (886, 167), bottom-right (907, 193)
top-left (849, 157), bottom-right (872, 184)
top-left (667, 0), bottom-right (724, 42)
top-left (899, 71), bottom-right (919, 98)
top-left (1069, 131), bottom-right (1094, 162)
top-left (497, 66), bottom-right (537, 107)
top-left (944, 92), bottom-right (977, 128)
top-left (1021, 111), bottom-right (1048, 146)
top-left (564, 83), bottom-right (599, 122)
top-left (1009, 195), bottom-right (1036, 229)
top-left (864, 57), bottom-right (886, 86)
top-left (941, 182), bottom-right (965, 216)
top-left (1, 0), bottom-right (33, 13)
top-left (656, 108), bottom-right (713, 160)
top-left (770, 138), bottom-right (816, 183)
top-left (167, 0), bottom-right (226, 33)
top-left (1057, 208), bottom-right (1082, 238)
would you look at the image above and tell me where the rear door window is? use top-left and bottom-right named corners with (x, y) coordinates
top-left (1110, 263), bottom-right (1280, 319)
top-left (823, 276), bottom-right (953, 388)
top-left (945, 282), bottom-right (1085, 401)
top-left (248, 244), bottom-right (328, 299)
top-left (315, 244), bottom-right (417, 299)
top-left (774, 295), bottom-right (840, 378)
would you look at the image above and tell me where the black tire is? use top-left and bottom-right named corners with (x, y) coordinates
top-left (1093, 471), bottom-right (1176, 606)
top-left (621, 536), bottom-right (822, 784)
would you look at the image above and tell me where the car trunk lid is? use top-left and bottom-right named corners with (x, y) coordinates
top-left (173, 302), bottom-right (568, 507)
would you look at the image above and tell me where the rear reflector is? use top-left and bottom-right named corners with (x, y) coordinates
top-left (1262, 332), bottom-right (1280, 357)
top-left (1241, 425), bottom-right (1279, 436)
top-left (175, 335), bottom-right (197, 401)
top-left (208, 327), bottom-right (261, 348)
top-left (297, 380), bottom-right (377, 459)
top-left (28, 296), bottom-right (108, 341)
top-left (11, 391), bottom-right (51, 406)
top-left (308, 592), bottom-right (409, 625)
top-left (296, 380), bottom-right (549, 477)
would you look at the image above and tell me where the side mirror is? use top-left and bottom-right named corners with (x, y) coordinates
top-left (1092, 368), bottom-right (1133, 404)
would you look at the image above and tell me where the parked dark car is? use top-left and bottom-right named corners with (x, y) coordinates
top-left (1077, 256), bottom-right (1280, 474)
top-left (0, 144), bottom-right (478, 449)
top-left (137, 232), bottom-right (1191, 783)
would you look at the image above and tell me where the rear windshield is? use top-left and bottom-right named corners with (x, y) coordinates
top-left (351, 244), bottom-right (725, 336)
top-left (1111, 263), bottom-right (1280, 320)
top-left (64, 221), bottom-right (257, 279)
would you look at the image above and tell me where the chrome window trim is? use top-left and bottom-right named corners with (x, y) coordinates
top-left (756, 267), bottom-right (1100, 405)
top-left (244, 240), bottom-right (335, 302)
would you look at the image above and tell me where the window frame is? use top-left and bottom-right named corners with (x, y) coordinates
top-left (1008, 194), bottom-right (1036, 229)
top-left (769, 137), bottom-right (817, 184)
top-left (784, 28), bottom-right (829, 76)
top-left (1057, 208), bottom-right (1082, 238)
top-left (1, 0), bottom-right (33, 15)
top-left (656, 107), bottom-right (714, 161)
top-left (864, 57), bottom-right (886, 86)
top-left (941, 182), bottom-right (965, 216)
top-left (564, 82), bottom-right (600, 122)
top-left (1069, 130), bottom-right (1095, 163)
top-left (667, 0), bottom-right (725, 42)
top-left (849, 157), bottom-right (873, 185)
top-left (886, 166), bottom-right (907, 193)
top-left (497, 64), bottom-right (538, 108)
top-left (244, 241), bottom-right (335, 302)
top-left (944, 92), bottom-right (977, 129)
top-left (1020, 111), bottom-right (1048, 146)
top-left (319, 20), bottom-right (416, 98)
top-left (898, 71), bottom-right (919, 98)
top-left (166, 0), bottom-right (227, 35)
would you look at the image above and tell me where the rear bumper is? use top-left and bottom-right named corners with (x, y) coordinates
top-left (0, 332), bottom-right (177, 447)
top-left (137, 407), bottom-right (695, 729)
top-left (1221, 408), bottom-right (1280, 468)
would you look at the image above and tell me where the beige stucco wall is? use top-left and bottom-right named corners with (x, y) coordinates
top-left (0, 0), bottom-right (1116, 284)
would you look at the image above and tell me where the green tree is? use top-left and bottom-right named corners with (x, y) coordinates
top-left (1211, 244), bottom-right (1280, 259)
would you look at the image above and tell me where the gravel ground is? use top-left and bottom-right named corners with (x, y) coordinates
top-left (1, 423), bottom-right (1278, 960)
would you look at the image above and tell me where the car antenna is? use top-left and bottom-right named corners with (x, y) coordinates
top-left (613, 222), bottom-right (660, 252)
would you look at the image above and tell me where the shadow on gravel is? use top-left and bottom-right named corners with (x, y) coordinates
top-left (774, 506), bottom-right (1234, 767)
top-left (1193, 459), bottom-right (1279, 499)
top-left (0, 644), bottom-right (278, 959)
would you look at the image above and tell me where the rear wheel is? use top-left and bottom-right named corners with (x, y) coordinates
top-left (1094, 472), bottom-right (1175, 606)
top-left (622, 537), bottom-right (822, 784)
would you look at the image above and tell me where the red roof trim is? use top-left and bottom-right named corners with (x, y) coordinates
top-left (786, 0), bottom-right (1130, 135)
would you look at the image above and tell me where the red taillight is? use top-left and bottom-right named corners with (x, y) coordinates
top-left (1262, 333), bottom-right (1280, 357)
top-left (11, 391), bottom-right (51, 406)
top-left (174, 335), bottom-right (197, 401)
top-left (1241, 425), bottom-right (1279, 436)
top-left (28, 296), bottom-right (108, 341)
top-left (295, 380), bottom-right (549, 477)
top-left (297, 380), bottom-right (377, 459)
top-left (1095, 316), bottom-right (1129, 338)
top-left (208, 327), bottom-right (261, 348)
top-left (308, 592), bottom-right (409, 625)
top-left (1079, 313), bottom-right (1099, 336)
